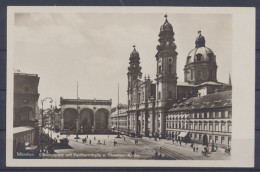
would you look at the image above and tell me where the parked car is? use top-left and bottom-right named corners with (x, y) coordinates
top-left (60, 138), bottom-right (69, 146)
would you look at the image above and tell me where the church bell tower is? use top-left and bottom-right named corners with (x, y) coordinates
top-left (155, 14), bottom-right (178, 108)
top-left (155, 15), bottom-right (178, 138)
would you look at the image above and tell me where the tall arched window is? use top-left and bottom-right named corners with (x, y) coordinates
top-left (191, 69), bottom-right (194, 80)
top-left (208, 53), bottom-right (214, 61)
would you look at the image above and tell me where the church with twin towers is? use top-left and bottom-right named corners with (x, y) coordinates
top-left (112, 14), bottom-right (232, 144)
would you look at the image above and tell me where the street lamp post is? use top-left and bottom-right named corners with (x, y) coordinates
top-left (116, 83), bottom-right (121, 138)
top-left (40, 97), bottom-right (53, 155)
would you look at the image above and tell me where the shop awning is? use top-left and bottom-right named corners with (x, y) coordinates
top-left (178, 132), bottom-right (188, 137)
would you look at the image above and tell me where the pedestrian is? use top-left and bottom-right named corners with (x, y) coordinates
top-left (86, 135), bottom-right (88, 139)
top-left (193, 147), bottom-right (196, 152)
top-left (94, 137), bottom-right (96, 141)
top-left (155, 150), bottom-right (158, 158)
top-left (131, 150), bottom-right (135, 157)
top-left (228, 146), bottom-right (231, 153)
top-left (113, 140), bottom-right (117, 146)
top-left (204, 147), bottom-right (207, 156)
top-left (196, 146), bottom-right (198, 152)
top-left (89, 139), bottom-right (91, 145)
top-left (211, 143), bottom-right (215, 152)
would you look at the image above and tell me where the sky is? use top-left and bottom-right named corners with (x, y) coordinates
top-left (13, 12), bottom-right (232, 108)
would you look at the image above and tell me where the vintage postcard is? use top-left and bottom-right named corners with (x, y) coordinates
top-left (6, 6), bottom-right (255, 167)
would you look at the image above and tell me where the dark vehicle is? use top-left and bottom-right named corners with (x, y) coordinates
top-left (60, 138), bottom-right (69, 146)
top-left (46, 145), bottom-right (54, 154)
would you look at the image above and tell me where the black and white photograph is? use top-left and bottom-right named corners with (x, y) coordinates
top-left (6, 7), bottom-right (255, 167)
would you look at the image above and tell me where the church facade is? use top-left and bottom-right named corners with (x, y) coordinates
top-left (111, 15), bottom-right (232, 146)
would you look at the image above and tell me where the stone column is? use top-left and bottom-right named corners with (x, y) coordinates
top-left (93, 110), bottom-right (96, 132)
top-left (129, 114), bottom-right (132, 130)
top-left (76, 119), bottom-right (80, 132)
top-left (150, 113), bottom-right (154, 137)
top-left (144, 111), bottom-right (148, 136)
top-left (160, 112), bottom-right (166, 138)
top-left (140, 113), bottom-right (143, 133)
top-left (135, 112), bottom-right (138, 135)
top-left (154, 113), bottom-right (158, 136)
top-left (127, 113), bottom-right (129, 131)
top-left (61, 118), bottom-right (64, 130)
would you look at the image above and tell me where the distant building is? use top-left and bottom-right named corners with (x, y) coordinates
top-left (13, 72), bottom-right (40, 156)
top-left (111, 104), bottom-right (128, 133)
top-left (60, 97), bottom-right (112, 134)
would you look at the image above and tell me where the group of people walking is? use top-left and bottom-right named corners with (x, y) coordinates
top-left (80, 135), bottom-right (103, 145)
top-left (78, 134), bottom-right (129, 146)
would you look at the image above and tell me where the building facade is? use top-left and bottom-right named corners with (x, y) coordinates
top-left (126, 15), bottom-right (178, 138)
top-left (111, 104), bottom-right (128, 134)
top-left (13, 73), bottom-right (40, 127)
top-left (13, 72), bottom-right (40, 156)
top-left (60, 97), bottom-right (112, 134)
top-left (111, 15), bottom-right (232, 146)
top-left (166, 90), bottom-right (232, 147)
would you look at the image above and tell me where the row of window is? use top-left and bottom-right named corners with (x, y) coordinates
top-left (111, 121), bottom-right (127, 126)
top-left (166, 122), bottom-right (232, 132)
top-left (167, 111), bottom-right (232, 119)
top-left (191, 134), bottom-right (231, 144)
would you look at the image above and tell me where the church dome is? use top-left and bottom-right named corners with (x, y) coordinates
top-left (186, 31), bottom-right (216, 65)
top-left (160, 14), bottom-right (173, 32)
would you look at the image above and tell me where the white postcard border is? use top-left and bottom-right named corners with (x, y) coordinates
top-left (6, 6), bottom-right (255, 167)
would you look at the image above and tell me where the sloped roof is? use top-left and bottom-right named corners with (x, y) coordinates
top-left (198, 81), bottom-right (221, 86)
top-left (177, 82), bottom-right (196, 87)
top-left (13, 126), bottom-right (34, 134)
top-left (169, 90), bottom-right (232, 112)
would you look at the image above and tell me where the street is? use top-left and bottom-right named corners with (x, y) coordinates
top-left (41, 129), bottom-right (231, 160)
